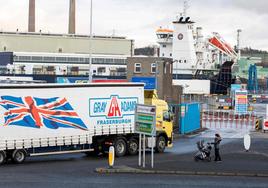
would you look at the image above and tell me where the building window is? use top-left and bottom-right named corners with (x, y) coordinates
top-left (32, 56), bottom-right (42, 61)
top-left (179, 60), bottom-right (182, 63)
top-left (170, 53), bottom-right (172, 57)
top-left (97, 67), bottom-right (106, 74)
top-left (134, 63), bottom-right (141, 73)
top-left (44, 56), bottom-right (55, 62)
top-left (184, 60), bottom-right (187, 63)
top-left (93, 58), bottom-right (104, 64)
top-left (56, 57), bottom-right (67, 62)
top-left (162, 53), bottom-right (165, 57)
top-left (162, 44), bottom-right (166, 48)
top-left (151, 63), bottom-right (156, 73)
top-left (105, 58), bottom-right (114, 64)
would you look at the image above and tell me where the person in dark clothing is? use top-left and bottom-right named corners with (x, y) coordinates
top-left (211, 133), bottom-right (222, 162)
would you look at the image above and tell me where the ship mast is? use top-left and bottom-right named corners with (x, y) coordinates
top-left (183, 0), bottom-right (189, 17)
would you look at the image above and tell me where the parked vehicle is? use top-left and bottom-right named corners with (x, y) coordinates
top-left (0, 83), bottom-right (173, 164)
top-left (194, 140), bottom-right (212, 162)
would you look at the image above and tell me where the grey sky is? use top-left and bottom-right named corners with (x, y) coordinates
top-left (0, 0), bottom-right (267, 50)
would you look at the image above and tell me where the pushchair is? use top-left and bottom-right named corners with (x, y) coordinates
top-left (194, 140), bottom-right (212, 162)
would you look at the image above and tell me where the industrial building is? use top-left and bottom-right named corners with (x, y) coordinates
top-left (0, 51), bottom-right (126, 76)
top-left (0, 32), bottom-right (134, 56)
top-left (0, 0), bottom-right (134, 83)
top-left (0, 0), bottom-right (133, 55)
top-left (127, 57), bottom-right (183, 102)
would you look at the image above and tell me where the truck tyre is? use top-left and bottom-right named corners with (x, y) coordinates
top-left (128, 138), bottom-right (138, 155)
top-left (0, 151), bottom-right (6, 165)
top-left (155, 136), bottom-right (166, 153)
top-left (12, 149), bottom-right (26, 164)
top-left (114, 138), bottom-right (127, 157)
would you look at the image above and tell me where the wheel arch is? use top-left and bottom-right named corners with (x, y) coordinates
top-left (156, 131), bottom-right (168, 146)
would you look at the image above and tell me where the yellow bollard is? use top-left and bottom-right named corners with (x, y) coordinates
top-left (255, 119), bottom-right (260, 130)
top-left (108, 146), bottom-right (115, 168)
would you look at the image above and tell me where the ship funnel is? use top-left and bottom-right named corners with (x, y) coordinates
top-left (28, 0), bottom-right (35, 32)
top-left (68, 0), bottom-right (76, 34)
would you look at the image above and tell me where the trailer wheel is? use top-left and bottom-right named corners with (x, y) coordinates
top-left (0, 151), bottom-right (6, 165)
top-left (128, 138), bottom-right (138, 155)
top-left (114, 138), bottom-right (127, 157)
top-left (155, 136), bottom-right (166, 153)
top-left (12, 149), bottom-right (26, 164)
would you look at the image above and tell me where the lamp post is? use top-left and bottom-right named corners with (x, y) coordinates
top-left (154, 61), bottom-right (159, 92)
top-left (88, 0), bottom-right (93, 82)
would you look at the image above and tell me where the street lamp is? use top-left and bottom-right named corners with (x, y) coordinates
top-left (154, 61), bottom-right (159, 92)
top-left (88, 0), bottom-right (93, 82)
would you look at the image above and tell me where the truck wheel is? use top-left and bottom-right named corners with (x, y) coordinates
top-left (128, 138), bottom-right (138, 155)
top-left (155, 136), bottom-right (166, 153)
top-left (0, 151), bottom-right (6, 165)
top-left (12, 149), bottom-right (26, 164)
top-left (114, 138), bottom-right (127, 157)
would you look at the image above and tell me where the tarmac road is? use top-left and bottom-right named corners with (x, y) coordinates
top-left (0, 173), bottom-right (267, 188)
top-left (0, 132), bottom-right (268, 188)
top-left (0, 154), bottom-right (267, 188)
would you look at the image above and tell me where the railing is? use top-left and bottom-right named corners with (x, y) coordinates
top-left (201, 110), bottom-right (258, 130)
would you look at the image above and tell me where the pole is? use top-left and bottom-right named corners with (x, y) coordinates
top-left (143, 134), bottom-right (145, 168)
top-left (88, 0), bottom-right (93, 82)
top-left (151, 135), bottom-right (154, 168)
top-left (138, 133), bottom-right (141, 167)
top-left (155, 61), bottom-right (158, 92)
top-left (237, 29), bottom-right (242, 60)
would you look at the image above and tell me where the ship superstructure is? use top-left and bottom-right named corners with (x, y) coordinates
top-left (156, 1), bottom-right (238, 79)
top-left (156, 1), bottom-right (238, 94)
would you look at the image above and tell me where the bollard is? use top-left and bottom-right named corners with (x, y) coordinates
top-left (204, 111), bottom-right (208, 128)
top-left (213, 111), bottom-right (216, 128)
top-left (225, 112), bottom-right (230, 129)
top-left (243, 115), bottom-right (246, 129)
top-left (244, 134), bottom-right (251, 152)
top-left (220, 111), bottom-right (222, 129)
top-left (246, 113), bottom-right (249, 129)
top-left (235, 114), bottom-right (238, 129)
top-left (108, 146), bottom-right (115, 168)
top-left (255, 119), bottom-right (260, 130)
top-left (252, 112), bottom-right (255, 130)
top-left (231, 111), bottom-right (235, 128)
top-left (240, 115), bottom-right (243, 129)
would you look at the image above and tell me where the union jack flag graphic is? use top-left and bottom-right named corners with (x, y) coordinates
top-left (0, 96), bottom-right (88, 130)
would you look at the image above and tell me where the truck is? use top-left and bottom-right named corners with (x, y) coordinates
top-left (0, 83), bottom-right (173, 164)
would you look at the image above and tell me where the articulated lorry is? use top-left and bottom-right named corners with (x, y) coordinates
top-left (0, 83), bottom-right (173, 164)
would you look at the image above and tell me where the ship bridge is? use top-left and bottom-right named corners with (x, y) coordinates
top-left (156, 28), bottom-right (173, 44)
top-left (156, 28), bottom-right (173, 58)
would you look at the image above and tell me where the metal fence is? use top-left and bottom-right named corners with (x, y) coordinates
top-left (201, 110), bottom-right (257, 130)
top-left (182, 94), bottom-right (219, 110)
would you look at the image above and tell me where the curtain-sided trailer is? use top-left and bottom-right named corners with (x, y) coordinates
top-left (0, 83), bottom-right (173, 164)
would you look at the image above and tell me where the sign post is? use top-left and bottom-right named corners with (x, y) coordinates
top-left (234, 90), bottom-right (248, 115)
top-left (135, 104), bottom-right (156, 168)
